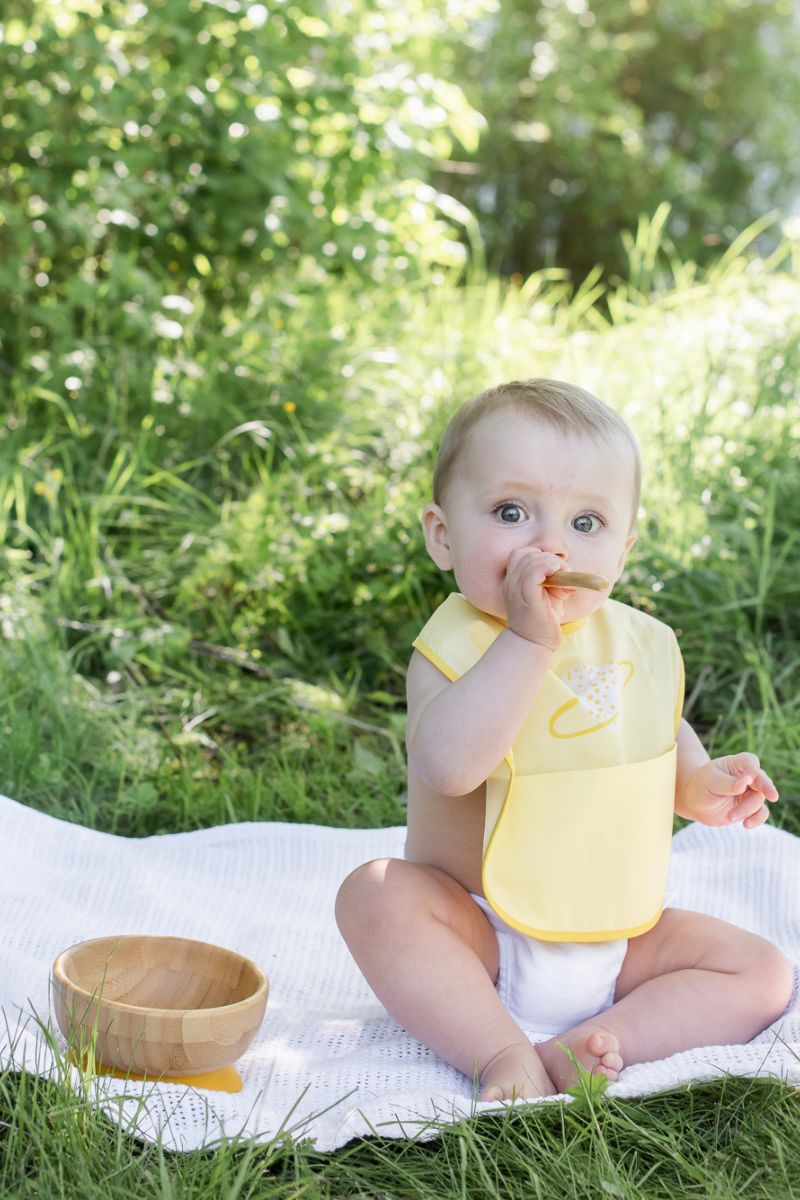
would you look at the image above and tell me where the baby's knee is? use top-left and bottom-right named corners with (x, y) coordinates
top-left (335, 857), bottom-right (410, 939)
top-left (749, 939), bottom-right (794, 1022)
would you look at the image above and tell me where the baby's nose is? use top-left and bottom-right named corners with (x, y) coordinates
top-left (531, 519), bottom-right (568, 557)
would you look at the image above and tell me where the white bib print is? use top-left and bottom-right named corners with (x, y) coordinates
top-left (548, 660), bottom-right (634, 738)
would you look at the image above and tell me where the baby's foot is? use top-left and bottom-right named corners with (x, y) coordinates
top-left (478, 1041), bottom-right (556, 1102)
top-left (536, 1025), bottom-right (622, 1094)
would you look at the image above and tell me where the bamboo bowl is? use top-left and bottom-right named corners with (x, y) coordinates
top-left (52, 935), bottom-right (269, 1078)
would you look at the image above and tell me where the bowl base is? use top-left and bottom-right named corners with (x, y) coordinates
top-left (69, 1053), bottom-right (243, 1093)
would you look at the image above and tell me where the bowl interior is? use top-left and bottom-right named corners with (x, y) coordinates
top-left (56, 936), bottom-right (264, 1012)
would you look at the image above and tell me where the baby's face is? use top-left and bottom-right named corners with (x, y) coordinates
top-left (424, 410), bottom-right (638, 624)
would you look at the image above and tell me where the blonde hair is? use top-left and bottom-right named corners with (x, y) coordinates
top-left (432, 378), bottom-right (641, 524)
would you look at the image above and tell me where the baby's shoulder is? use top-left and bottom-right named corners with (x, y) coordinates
top-left (413, 593), bottom-right (503, 682)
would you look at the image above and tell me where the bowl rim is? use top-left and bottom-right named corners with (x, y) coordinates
top-left (52, 934), bottom-right (269, 1018)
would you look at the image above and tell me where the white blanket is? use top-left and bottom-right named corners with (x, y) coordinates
top-left (1, 794), bottom-right (798, 1152)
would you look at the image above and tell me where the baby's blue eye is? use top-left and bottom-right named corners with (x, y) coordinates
top-left (498, 504), bottom-right (523, 523)
top-left (573, 514), bottom-right (601, 534)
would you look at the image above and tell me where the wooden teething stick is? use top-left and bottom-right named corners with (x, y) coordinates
top-left (542, 570), bottom-right (609, 591)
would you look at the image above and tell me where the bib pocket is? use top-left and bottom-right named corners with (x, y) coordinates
top-left (482, 743), bottom-right (677, 942)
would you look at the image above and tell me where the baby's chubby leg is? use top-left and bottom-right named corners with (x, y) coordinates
top-left (537, 907), bottom-right (793, 1090)
top-left (336, 859), bottom-right (554, 1100)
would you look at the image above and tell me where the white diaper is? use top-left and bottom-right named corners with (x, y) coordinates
top-left (472, 893), bottom-right (628, 1038)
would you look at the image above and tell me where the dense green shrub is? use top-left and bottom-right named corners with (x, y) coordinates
top-left (0, 0), bottom-right (485, 372)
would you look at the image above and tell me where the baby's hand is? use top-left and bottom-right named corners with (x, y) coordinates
top-left (683, 753), bottom-right (779, 830)
top-left (503, 547), bottom-right (568, 652)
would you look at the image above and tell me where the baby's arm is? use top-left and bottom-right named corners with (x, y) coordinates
top-left (674, 718), bottom-right (778, 829)
top-left (407, 547), bottom-right (566, 796)
top-left (406, 635), bottom-right (551, 795)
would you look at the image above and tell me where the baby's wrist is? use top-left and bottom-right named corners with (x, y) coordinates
top-left (505, 625), bottom-right (558, 654)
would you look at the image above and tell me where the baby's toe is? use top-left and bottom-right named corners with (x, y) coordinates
top-left (595, 1055), bottom-right (621, 1081)
top-left (586, 1031), bottom-right (616, 1055)
top-left (586, 1031), bottom-right (622, 1078)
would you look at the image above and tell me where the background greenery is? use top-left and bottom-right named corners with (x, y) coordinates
top-left (1, 0), bottom-right (800, 1196)
top-left (443, 0), bottom-right (800, 279)
top-left (1, 236), bottom-right (799, 839)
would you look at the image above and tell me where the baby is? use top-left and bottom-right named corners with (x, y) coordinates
top-left (336, 379), bottom-right (792, 1100)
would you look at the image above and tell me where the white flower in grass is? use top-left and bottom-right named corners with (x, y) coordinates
top-left (153, 313), bottom-right (183, 340)
top-left (161, 295), bottom-right (194, 316)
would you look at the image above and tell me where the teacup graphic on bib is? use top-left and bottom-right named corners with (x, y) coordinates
top-left (548, 659), bottom-right (634, 739)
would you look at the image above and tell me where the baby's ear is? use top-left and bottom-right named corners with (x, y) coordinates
top-left (421, 503), bottom-right (453, 571)
top-left (614, 530), bottom-right (638, 579)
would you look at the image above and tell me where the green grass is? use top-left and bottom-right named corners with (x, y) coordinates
top-left (2, 1067), bottom-right (800, 1198)
top-left (1, 230), bottom-right (800, 1195)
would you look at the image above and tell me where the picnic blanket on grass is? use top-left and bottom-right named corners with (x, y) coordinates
top-left (1, 793), bottom-right (799, 1152)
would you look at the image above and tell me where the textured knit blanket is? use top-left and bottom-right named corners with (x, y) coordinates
top-left (1, 794), bottom-right (798, 1152)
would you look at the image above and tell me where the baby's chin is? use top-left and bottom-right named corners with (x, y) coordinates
top-left (562, 590), bottom-right (609, 621)
top-left (459, 589), bottom-right (506, 622)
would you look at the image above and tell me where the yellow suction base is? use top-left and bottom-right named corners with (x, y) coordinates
top-left (71, 1055), bottom-right (243, 1093)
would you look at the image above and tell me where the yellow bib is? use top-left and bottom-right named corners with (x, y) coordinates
top-left (413, 594), bottom-right (684, 942)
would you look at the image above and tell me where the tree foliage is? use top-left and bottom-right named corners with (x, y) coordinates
top-left (440, 0), bottom-right (800, 279)
top-left (1, 0), bottom-right (798, 377)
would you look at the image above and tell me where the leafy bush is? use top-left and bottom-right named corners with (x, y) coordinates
top-left (0, 0), bottom-right (485, 372)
